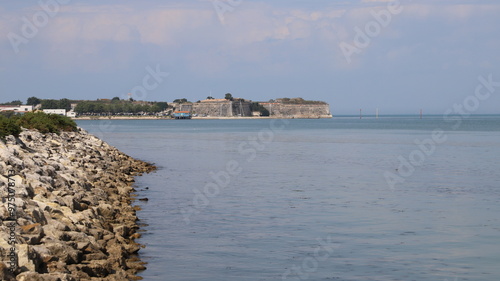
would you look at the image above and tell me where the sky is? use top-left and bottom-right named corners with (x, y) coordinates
top-left (1, 0), bottom-right (500, 115)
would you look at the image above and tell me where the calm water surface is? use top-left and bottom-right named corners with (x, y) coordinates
top-left (77, 116), bottom-right (500, 281)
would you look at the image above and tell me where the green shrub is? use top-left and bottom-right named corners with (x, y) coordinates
top-left (47, 113), bottom-right (78, 132)
top-left (16, 112), bottom-right (77, 134)
top-left (0, 115), bottom-right (22, 139)
top-left (1, 112), bottom-right (77, 139)
top-left (0, 111), bottom-right (16, 118)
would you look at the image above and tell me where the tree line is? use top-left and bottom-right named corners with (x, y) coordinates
top-left (276, 97), bottom-right (327, 104)
top-left (1, 97), bottom-right (169, 115)
top-left (2, 97), bottom-right (73, 111)
top-left (74, 100), bottom-right (168, 115)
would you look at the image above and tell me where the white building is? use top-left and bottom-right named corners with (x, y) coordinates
top-left (43, 109), bottom-right (77, 118)
top-left (0, 105), bottom-right (33, 113)
top-left (43, 109), bottom-right (66, 116)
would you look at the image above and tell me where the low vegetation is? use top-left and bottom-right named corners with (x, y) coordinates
top-left (275, 97), bottom-right (327, 104)
top-left (0, 112), bottom-right (77, 139)
top-left (75, 100), bottom-right (168, 115)
top-left (41, 98), bottom-right (72, 111)
top-left (3, 97), bottom-right (170, 116)
top-left (0, 114), bottom-right (22, 139)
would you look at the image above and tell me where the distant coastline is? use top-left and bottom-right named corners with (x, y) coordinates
top-left (73, 115), bottom-right (332, 120)
top-left (1, 96), bottom-right (332, 120)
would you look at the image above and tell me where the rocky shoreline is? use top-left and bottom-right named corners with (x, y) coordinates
top-left (0, 128), bottom-right (155, 280)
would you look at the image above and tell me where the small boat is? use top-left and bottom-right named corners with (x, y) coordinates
top-left (173, 111), bottom-right (191, 119)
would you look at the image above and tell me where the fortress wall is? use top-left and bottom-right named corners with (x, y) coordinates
top-left (261, 103), bottom-right (332, 118)
top-left (189, 101), bottom-right (331, 118)
top-left (192, 101), bottom-right (253, 117)
top-left (192, 101), bottom-right (235, 117)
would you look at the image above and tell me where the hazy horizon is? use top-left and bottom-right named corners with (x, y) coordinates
top-left (1, 0), bottom-right (500, 115)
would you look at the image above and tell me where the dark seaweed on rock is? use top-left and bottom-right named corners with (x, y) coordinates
top-left (0, 128), bottom-right (155, 281)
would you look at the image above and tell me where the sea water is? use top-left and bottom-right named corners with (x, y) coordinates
top-left (77, 116), bottom-right (500, 281)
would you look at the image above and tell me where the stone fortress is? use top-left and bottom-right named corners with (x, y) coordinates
top-left (175, 98), bottom-right (332, 119)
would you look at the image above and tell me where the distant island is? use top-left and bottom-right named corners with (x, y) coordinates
top-left (0, 94), bottom-right (332, 119)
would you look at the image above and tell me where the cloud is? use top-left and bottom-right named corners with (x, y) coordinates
top-left (404, 2), bottom-right (500, 20)
top-left (43, 5), bottom-right (213, 47)
top-left (1, 1), bottom-right (500, 75)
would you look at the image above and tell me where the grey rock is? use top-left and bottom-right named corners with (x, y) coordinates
top-left (17, 244), bottom-right (41, 272)
top-left (1, 129), bottom-right (155, 280)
